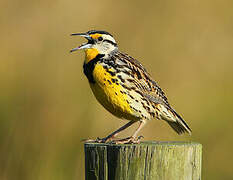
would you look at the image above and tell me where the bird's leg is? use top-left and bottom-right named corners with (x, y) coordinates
top-left (114, 120), bottom-right (147, 144)
top-left (96, 120), bottom-right (137, 143)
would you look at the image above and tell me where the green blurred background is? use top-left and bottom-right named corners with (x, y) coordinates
top-left (1, 0), bottom-right (233, 179)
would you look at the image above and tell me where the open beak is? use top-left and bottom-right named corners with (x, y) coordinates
top-left (70, 33), bottom-right (93, 53)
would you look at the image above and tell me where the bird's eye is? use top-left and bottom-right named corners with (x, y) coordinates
top-left (98, 36), bottom-right (103, 41)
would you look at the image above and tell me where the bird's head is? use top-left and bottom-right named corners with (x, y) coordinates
top-left (70, 30), bottom-right (118, 63)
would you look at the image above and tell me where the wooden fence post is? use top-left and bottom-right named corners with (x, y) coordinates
top-left (84, 141), bottom-right (202, 180)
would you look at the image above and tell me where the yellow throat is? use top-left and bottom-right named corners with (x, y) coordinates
top-left (84, 48), bottom-right (99, 64)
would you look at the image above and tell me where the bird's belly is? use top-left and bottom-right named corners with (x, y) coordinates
top-left (90, 64), bottom-right (139, 121)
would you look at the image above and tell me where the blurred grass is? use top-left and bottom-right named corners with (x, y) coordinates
top-left (0, 0), bottom-right (233, 179)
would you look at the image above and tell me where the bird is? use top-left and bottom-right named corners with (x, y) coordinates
top-left (70, 30), bottom-right (191, 144)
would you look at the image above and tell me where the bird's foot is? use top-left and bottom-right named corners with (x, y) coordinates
top-left (82, 137), bottom-right (113, 143)
top-left (110, 136), bottom-right (144, 144)
top-left (82, 136), bottom-right (144, 144)
top-left (81, 138), bottom-right (96, 143)
top-left (95, 137), bottom-right (112, 143)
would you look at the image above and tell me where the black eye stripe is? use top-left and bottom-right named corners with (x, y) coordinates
top-left (88, 39), bottom-right (95, 44)
top-left (103, 39), bottom-right (117, 47)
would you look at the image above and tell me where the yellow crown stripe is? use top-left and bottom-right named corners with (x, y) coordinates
top-left (90, 34), bottom-right (102, 39)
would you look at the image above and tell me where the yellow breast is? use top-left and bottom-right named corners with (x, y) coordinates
top-left (90, 63), bottom-right (138, 120)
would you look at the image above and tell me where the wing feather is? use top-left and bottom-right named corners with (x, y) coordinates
top-left (113, 52), bottom-right (192, 134)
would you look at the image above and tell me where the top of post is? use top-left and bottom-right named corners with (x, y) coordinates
top-left (84, 141), bottom-right (202, 147)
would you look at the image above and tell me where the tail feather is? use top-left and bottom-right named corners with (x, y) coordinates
top-left (166, 109), bottom-right (192, 135)
top-left (155, 103), bottom-right (192, 135)
top-left (167, 121), bottom-right (191, 135)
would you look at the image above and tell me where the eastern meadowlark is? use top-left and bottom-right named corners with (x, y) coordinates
top-left (70, 30), bottom-right (191, 144)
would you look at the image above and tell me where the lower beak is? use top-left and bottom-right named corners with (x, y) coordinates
top-left (70, 43), bottom-right (92, 52)
top-left (70, 33), bottom-right (93, 53)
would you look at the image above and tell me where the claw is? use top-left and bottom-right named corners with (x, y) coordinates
top-left (81, 137), bottom-right (106, 143)
top-left (93, 137), bottom-right (114, 143)
top-left (83, 135), bottom-right (143, 144)
top-left (110, 136), bottom-right (142, 144)
top-left (82, 138), bottom-right (96, 143)
top-left (137, 135), bottom-right (144, 140)
top-left (95, 137), bottom-right (108, 143)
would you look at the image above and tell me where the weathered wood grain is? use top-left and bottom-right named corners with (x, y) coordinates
top-left (85, 141), bottom-right (202, 180)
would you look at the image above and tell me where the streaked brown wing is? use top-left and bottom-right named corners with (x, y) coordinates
top-left (112, 52), bottom-right (191, 134)
top-left (115, 52), bottom-right (170, 108)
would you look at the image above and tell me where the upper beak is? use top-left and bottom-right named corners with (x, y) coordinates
top-left (70, 33), bottom-right (93, 53)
